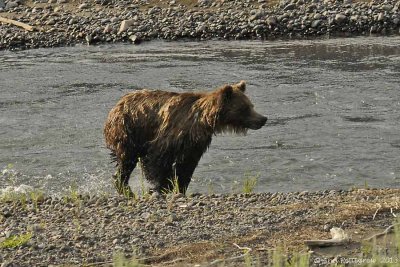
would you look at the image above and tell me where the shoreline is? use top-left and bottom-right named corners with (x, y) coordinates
top-left (1, 0), bottom-right (400, 51)
top-left (1, 188), bottom-right (400, 266)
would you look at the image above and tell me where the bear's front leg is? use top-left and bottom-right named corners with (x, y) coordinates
top-left (140, 155), bottom-right (174, 194)
top-left (175, 149), bottom-right (204, 194)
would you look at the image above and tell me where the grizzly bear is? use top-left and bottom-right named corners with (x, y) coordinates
top-left (104, 81), bottom-right (267, 196)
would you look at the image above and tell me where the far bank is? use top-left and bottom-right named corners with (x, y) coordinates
top-left (1, 0), bottom-right (400, 51)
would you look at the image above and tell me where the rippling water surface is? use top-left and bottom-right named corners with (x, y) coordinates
top-left (1, 37), bottom-right (399, 194)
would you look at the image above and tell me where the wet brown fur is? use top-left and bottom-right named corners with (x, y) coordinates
top-left (104, 81), bottom-right (267, 195)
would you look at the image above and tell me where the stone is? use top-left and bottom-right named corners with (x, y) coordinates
top-left (377, 12), bottom-right (385, 22)
top-left (168, 213), bottom-right (179, 222)
top-left (299, 191), bottom-right (309, 197)
top-left (96, 0), bottom-right (111, 5)
top-left (283, 3), bottom-right (296, 10)
top-left (129, 34), bottom-right (141, 44)
top-left (148, 7), bottom-right (159, 15)
top-left (103, 24), bottom-right (113, 33)
top-left (141, 212), bottom-right (151, 220)
top-left (0, 0), bottom-right (5, 9)
top-left (334, 13), bottom-right (347, 23)
top-left (78, 3), bottom-right (89, 9)
top-left (381, 4), bottom-right (393, 11)
top-left (313, 13), bottom-right (322, 20)
top-left (311, 19), bottom-right (321, 28)
top-left (266, 16), bottom-right (277, 26)
top-left (370, 25), bottom-right (378, 33)
top-left (1, 261), bottom-right (12, 267)
top-left (5, 1), bottom-right (18, 9)
top-left (118, 19), bottom-right (135, 33)
top-left (350, 15), bottom-right (358, 22)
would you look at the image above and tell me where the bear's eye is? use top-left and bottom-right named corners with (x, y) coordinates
top-left (240, 106), bottom-right (251, 114)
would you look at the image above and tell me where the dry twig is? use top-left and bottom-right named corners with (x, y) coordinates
top-left (208, 243), bottom-right (252, 266)
top-left (372, 204), bottom-right (381, 220)
top-left (364, 223), bottom-right (400, 241)
top-left (390, 208), bottom-right (397, 217)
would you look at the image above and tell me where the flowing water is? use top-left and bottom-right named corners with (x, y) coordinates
top-left (1, 37), bottom-right (400, 195)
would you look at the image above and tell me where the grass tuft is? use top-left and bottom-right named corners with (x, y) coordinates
top-left (242, 172), bottom-right (259, 194)
top-left (162, 176), bottom-right (181, 195)
top-left (0, 233), bottom-right (32, 249)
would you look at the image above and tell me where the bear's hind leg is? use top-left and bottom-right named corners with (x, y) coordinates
top-left (114, 155), bottom-right (137, 197)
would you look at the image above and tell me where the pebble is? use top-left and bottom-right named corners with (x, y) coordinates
top-left (78, 3), bottom-right (89, 9)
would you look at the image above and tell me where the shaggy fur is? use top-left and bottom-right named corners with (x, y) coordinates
top-left (104, 81), bottom-right (267, 195)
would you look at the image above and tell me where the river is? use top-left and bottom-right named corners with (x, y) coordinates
top-left (1, 37), bottom-right (399, 195)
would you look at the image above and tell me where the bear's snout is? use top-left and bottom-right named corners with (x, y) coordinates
top-left (248, 114), bottom-right (268, 130)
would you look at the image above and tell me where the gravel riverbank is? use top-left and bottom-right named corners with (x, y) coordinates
top-left (1, 188), bottom-right (399, 266)
top-left (0, 0), bottom-right (400, 50)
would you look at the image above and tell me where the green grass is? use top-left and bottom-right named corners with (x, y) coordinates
top-left (0, 189), bottom-right (44, 212)
top-left (0, 233), bottom-right (32, 249)
top-left (162, 176), bottom-right (181, 195)
top-left (269, 247), bottom-right (310, 267)
top-left (1, 165), bottom-right (45, 210)
top-left (242, 172), bottom-right (259, 194)
top-left (0, 190), bottom-right (28, 204)
top-left (113, 252), bottom-right (143, 267)
top-left (360, 219), bottom-right (400, 267)
top-left (266, 221), bottom-right (400, 266)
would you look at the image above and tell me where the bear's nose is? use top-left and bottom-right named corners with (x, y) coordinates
top-left (261, 116), bottom-right (268, 125)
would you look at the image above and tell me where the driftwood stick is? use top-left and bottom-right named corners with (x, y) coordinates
top-left (0, 16), bottom-right (35, 31)
top-left (305, 227), bottom-right (350, 248)
top-left (304, 239), bottom-right (349, 247)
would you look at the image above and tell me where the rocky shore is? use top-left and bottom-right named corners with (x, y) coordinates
top-left (1, 188), bottom-right (399, 266)
top-left (0, 0), bottom-right (400, 51)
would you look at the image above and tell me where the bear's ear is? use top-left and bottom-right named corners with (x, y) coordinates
top-left (235, 80), bottom-right (246, 92)
top-left (218, 84), bottom-right (233, 101)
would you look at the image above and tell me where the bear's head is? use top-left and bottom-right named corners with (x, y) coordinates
top-left (213, 81), bottom-right (268, 133)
